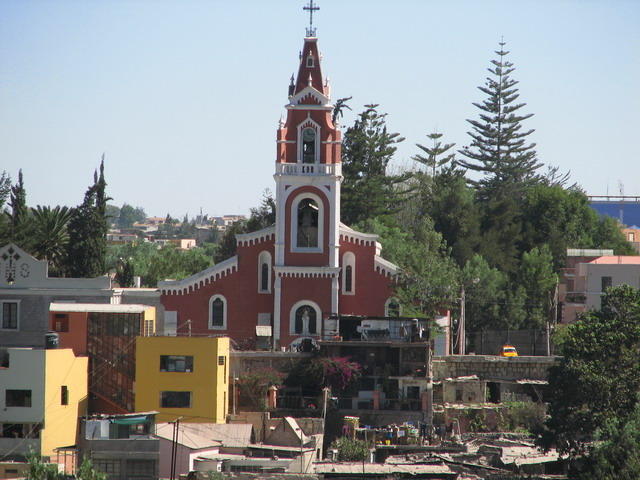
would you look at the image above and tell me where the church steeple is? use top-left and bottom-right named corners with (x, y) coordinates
top-left (292, 37), bottom-right (325, 96)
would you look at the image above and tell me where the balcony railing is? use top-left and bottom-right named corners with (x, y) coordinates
top-left (275, 163), bottom-right (342, 176)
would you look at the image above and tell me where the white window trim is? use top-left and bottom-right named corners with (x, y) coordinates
top-left (296, 119), bottom-right (321, 164)
top-left (0, 299), bottom-right (20, 330)
top-left (341, 252), bottom-right (356, 295)
top-left (257, 251), bottom-right (272, 294)
top-left (208, 295), bottom-right (227, 330)
top-left (385, 297), bottom-right (401, 317)
top-left (290, 193), bottom-right (324, 254)
top-left (289, 300), bottom-right (321, 336)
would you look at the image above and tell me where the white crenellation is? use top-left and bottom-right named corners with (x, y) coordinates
top-left (159, 256), bottom-right (238, 295)
top-left (236, 226), bottom-right (276, 247)
top-left (374, 256), bottom-right (398, 278)
top-left (274, 266), bottom-right (340, 279)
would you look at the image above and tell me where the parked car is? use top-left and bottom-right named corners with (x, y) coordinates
top-left (500, 344), bottom-right (518, 357)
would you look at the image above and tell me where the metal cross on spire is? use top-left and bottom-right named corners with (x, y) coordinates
top-left (303, 0), bottom-right (319, 37)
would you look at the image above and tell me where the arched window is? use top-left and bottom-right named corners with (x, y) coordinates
top-left (294, 306), bottom-right (317, 335)
top-left (385, 298), bottom-right (400, 317)
top-left (209, 295), bottom-right (227, 329)
top-left (297, 199), bottom-right (319, 248)
top-left (306, 55), bottom-right (315, 68)
top-left (290, 301), bottom-right (321, 336)
top-left (342, 252), bottom-right (356, 294)
top-left (257, 251), bottom-right (272, 293)
top-left (302, 128), bottom-right (316, 164)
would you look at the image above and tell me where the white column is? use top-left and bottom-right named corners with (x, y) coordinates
top-left (273, 274), bottom-right (282, 350)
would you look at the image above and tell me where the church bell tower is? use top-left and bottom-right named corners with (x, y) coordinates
top-left (272, 2), bottom-right (343, 347)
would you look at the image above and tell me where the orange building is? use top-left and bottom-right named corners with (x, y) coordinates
top-left (49, 303), bottom-right (155, 413)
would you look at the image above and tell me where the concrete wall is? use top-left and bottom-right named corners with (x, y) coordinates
top-left (135, 336), bottom-right (229, 423)
top-left (0, 293), bottom-right (111, 349)
top-left (433, 355), bottom-right (559, 382)
top-left (42, 349), bottom-right (88, 457)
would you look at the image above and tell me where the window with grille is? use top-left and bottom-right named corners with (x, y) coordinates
top-left (1, 301), bottom-right (18, 329)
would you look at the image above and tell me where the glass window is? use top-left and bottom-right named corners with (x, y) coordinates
top-left (61, 386), bottom-right (68, 405)
top-left (297, 199), bottom-right (319, 248)
top-left (93, 459), bottom-right (120, 476)
top-left (602, 276), bottom-right (613, 292)
top-left (345, 265), bottom-right (353, 292)
top-left (1, 302), bottom-right (18, 329)
top-left (126, 460), bottom-right (155, 477)
top-left (160, 391), bottom-right (192, 408)
top-left (211, 297), bottom-right (224, 328)
top-left (261, 263), bottom-right (269, 291)
top-left (160, 355), bottom-right (194, 372)
top-left (294, 306), bottom-right (317, 335)
top-left (6, 389), bottom-right (31, 407)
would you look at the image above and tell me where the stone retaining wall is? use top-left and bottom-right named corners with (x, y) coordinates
top-left (433, 355), bottom-right (560, 382)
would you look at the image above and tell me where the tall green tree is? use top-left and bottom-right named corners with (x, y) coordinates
top-left (539, 284), bottom-right (640, 457)
top-left (458, 40), bottom-right (542, 199)
top-left (580, 400), bottom-right (640, 480)
top-left (66, 159), bottom-right (110, 278)
top-left (414, 130), bottom-right (456, 178)
top-left (341, 104), bottom-right (410, 226)
top-left (516, 245), bottom-right (558, 329)
top-left (31, 205), bottom-right (72, 275)
top-left (0, 170), bottom-right (11, 209)
top-left (246, 189), bottom-right (276, 232)
top-left (461, 254), bottom-right (508, 331)
top-left (117, 203), bottom-right (138, 228)
top-left (5, 169), bottom-right (34, 250)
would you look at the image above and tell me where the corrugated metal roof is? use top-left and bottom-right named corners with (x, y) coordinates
top-left (50, 302), bottom-right (153, 313)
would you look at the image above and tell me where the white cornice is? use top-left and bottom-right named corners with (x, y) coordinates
top-left (273, 266), bottom-right (340, 278)
top-left (339, 224), bottom-right (379, 246)
top-left (288, 85), bottom-right (331, 107)
top-left (374, 256), bottom-right (398, 278)
top-left (159, 256), bottom-right (238, 295)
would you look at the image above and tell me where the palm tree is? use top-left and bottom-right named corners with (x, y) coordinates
top-left (31, 205), bottom-right (72, 275)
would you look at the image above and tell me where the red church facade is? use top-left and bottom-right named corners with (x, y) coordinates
top-left (159, 35), bottom-right (399, 350)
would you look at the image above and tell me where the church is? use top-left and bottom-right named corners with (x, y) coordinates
top-left (159, 27), bottom-right (400, 350)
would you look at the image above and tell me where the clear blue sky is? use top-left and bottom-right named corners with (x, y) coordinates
top-left (2, 0), bottom-right (639, 219)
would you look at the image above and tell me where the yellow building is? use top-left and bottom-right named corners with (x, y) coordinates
top-left (0, 348), bottom-right (88, 460)
top-left (135, 337), bottom-right (229, 423)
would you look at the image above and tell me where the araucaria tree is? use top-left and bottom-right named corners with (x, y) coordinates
top-left (458, 40), bottom-right (542, 198)
top-left (66, 159), bottom-right (110, 278)
top-left (458, 41), bottom-right (543, 275)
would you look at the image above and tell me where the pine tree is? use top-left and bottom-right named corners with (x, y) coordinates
top-left (66, 158), bottom-right (110, 278)
top-left (458, 41), bottom-right (542, 200)
top-left (414, 130), bottom-right (456, 178)
top-left (341, 104), bottom-right (410, 226)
